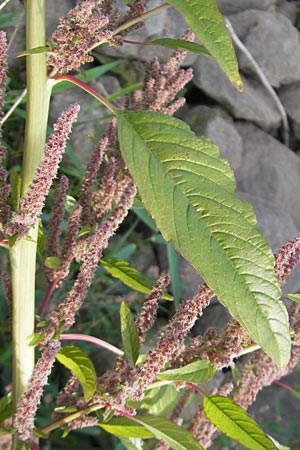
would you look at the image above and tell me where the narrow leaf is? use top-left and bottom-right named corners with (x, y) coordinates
top-left (17, 46), bottom-right (49, 57)
top-left (120, 302), bottom-right (140, 365)
top-left (149, 38), bottom-right (211, 56)
top-left (203, 396), bottom-right (278, 449)
top-left (9, 170), bottom-right (21, 211)
top-left (132, 416), bottom-right (203, 450)
top-left (99, 417), bottom-right (154, 439)
top-left (56, 345), bottom-right (96, 401)
top-left (0, 393), bottom-right (12, 424)
top-left (165, 0), bottom-right (243, 90)
top-left (117, 110), bottom-right (291, 367)
top-left (157, 360), bottom-right (214, 383)
top-left (287, 293), bottom-right (300, 303)
top-left (102, 257), bottom-right (173, 301)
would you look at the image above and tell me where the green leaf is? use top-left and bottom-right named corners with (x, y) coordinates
top-left (9, 170), bottom-right (21, 211)
top-left (120, 438), bottom-right (145, 450)
top-left (149, 38), bottom-right (211, 56)
top-left (165, 0), bottom-right (243, 90)
top-left (117, 110), bottom-right (290, 368)
top-left (0, 393), bottom-right (12, 424)
top-left (131, 416), bottom-right (203, 450)
top-left (101, 257), bottom-right (173, 301)
top-left (287, 293), bottom-right (300, 303)
top-left (29, 333), bottom-right (44, 346)
top-left (0, 12), bottom-right (21, 28)
top-left (157, 360), bottom-right (214, 383)
top-left (56, 345), bottom-right (96, 401)
top-left (99, 417), bottom-right (154, 439)
top-left (44, 256), bottom-right (62, 269)
top-left (120, 302), bottom-right (140, 365)
top-left (17, 46), bottom-right (49, 57)
top-left (142, 384), bottom-right (181, 416)
top-left (203, 396), bottom-right (278, 449)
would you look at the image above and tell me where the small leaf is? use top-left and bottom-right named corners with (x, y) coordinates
top-left (17, 45), bottom-right (49, 58)
top-left (203, 395), bottom-right (278, 449)
top-left (32, 429), bottom-right (48, 439)
top-left (54, 406), bottom-right (79, 413)
top-left (120, 438), bottom-right (145, 450)
top-left (157, 360), bottom-right (214, 383)
top-left (29, 334), bottom-right (44, 346)
top-left (0, 393), bottom-right (12, 423)
top-left (132, 416), bottom-right (203, 450)
top-left (287, 387), bottom-right (300, 400)
top-left (8, 233), bottom-right (18, 247)
top-left (166, 0), bottom-right (243, 90)
top-left (99, 417), bottom-right (154, 439)
top-left (102, 257), bottom-right (172, 301)
top-left (149, 38), bottom-right (211, 56)
top-left (56, 345), bottom-right (96, 401)
top-left (44, 256), bottom-right (62, 269)
top-left (120, 302), bottom-right (140, 365)
top-left (287, 293), bottom-right (300, 303)
top-left (9, 170), bottom-right (21, 211)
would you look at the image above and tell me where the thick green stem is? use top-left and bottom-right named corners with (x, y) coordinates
top-left (10, 0), bottom-right (51, 446)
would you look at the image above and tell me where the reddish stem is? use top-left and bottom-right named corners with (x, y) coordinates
top-left (38, 278), bottom-right (58, 317)
top-left (185, 382), bottom-right (207, 397)
top-left (53, 75), bottom-right (116, 114)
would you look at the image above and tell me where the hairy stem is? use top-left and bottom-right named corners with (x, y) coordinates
top-left (10, 0), bottom-right (51, 446)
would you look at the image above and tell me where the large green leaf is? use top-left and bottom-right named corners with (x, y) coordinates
top-left (120, 301), bottom-right (140, 365)
top-left (203, 396), bottom-right (278, 449)
top-left (56, 345), bottom-right (96, 401)
top-left (117, 110), bottom-right (290, 367)
top-left (165, 0), bottom-right (243, 90)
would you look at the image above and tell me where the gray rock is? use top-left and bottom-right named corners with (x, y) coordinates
top-left (279, 81), bottom-right (300, 140)
top-left (49, 75), bottom-right (121, 166)
top-left (216, 0), bottom-right (276, 15)
top-left (235, 122), bottom-right (300, 229)
top-left (229, 11), bottom-right (300, 87)
top-left (184, 105), bottom-right (243, 172)
top-left (276, 0), bottom-right (300, 25)
top-left (96, 0), bottom-right (197, 65)
top-left (192, 56), bottom-right (282, 131)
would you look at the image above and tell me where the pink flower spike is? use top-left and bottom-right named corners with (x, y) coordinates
top-left (5, 103), bottom-right (80, 239)
top-left (14, 339), bottom-right (61, 442)
top-left (0, 31), bottom-right (7, 119)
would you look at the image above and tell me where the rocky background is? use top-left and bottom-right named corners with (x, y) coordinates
top-left (4, 0), bottom-right (300, 448)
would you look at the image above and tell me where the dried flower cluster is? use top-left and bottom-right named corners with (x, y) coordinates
top-left (5, 103), bottom-right (80, 239)
top-left (48, 0), bottom-right (148, 76)
top-left (14, 340), bottom-right (61, 442)
top-left (0, 31), bottom-right (10, 231)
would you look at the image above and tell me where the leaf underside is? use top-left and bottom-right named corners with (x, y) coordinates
top-left (56, 345), bottom-right (96, 402)
top-left (117, 110), bottom-right (290, 367)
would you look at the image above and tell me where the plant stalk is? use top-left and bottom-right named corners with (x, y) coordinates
top-left (10, 0), bottom-right (51, 446)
